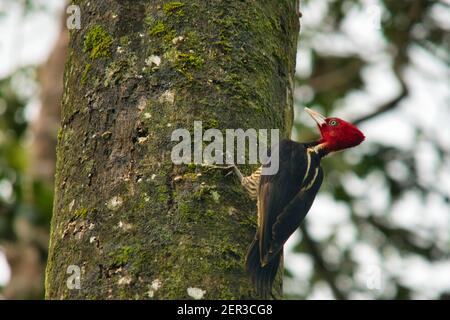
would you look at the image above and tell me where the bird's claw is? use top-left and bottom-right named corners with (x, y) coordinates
top-left (224, 170), bottom-right (235, 178)
top-left (200, 163), bottom-right (236, 173)
top-left (199, 163), bottom-right (243, 182)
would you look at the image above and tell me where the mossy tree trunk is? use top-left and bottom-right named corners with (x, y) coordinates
top-left (46, 0), bottom-right (299, 299)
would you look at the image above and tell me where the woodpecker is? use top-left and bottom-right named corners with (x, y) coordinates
top-left (233, 107), bottom-right (365, 298)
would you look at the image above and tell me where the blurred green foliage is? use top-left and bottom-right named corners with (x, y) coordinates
top-left (287, 0), bottom-right (450, 299)
top-left (0, 0), bottom-right (56, 298)
top-left (0, 69), bottom-right (53, 296)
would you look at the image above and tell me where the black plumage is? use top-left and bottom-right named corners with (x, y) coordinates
top-left (245, 138), bottom-right (325, 298)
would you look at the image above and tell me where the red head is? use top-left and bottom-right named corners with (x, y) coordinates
top-left (305, 107), bottom-right (365, 153)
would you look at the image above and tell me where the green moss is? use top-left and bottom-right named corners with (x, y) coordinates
top-left (214, 35), bottom-right (233, 54)
top-left (184, 31), bottom-right (202, 48)
top-left (178, 202), bottom-right (194, 221)
top-left (163, 2), bottom-right (185, 16)
top-left (163, 29), bottom-right (177, 44)
top-left (177, 53), bottom-right (203, 69)
top-left (175, 53), bottom-right (204, 80)
top-left (103, 53), bottom-right (138, 87)
top-left (192, 186), bottom-right (207, 201)
top-left (163, 47), bottom-right (179, 64)
top-left (187, 163), bottom-right (197, 171)
top-left (178, 53), bottom-right (203, 68)
top-left (204, 119), bottom-right (219, 130)
top-left (182, 172), bottom-right (198, 181)
top-left (148, 21), bottom-right (166, 37)
top-left (119, 35), bottom-right (131, 47)
top-left (144, 15), bottom-right (155, 27)
top-left (220, 242), bottom-right (240, 257)
top-left (57, 128), bottom-right (63, 141)
top-left (81, 63), bottom-right (92, 85)
top-left (74, 207), bottom-right (88, 219)
top-left (111, 246), bottom-right (134, 267)
top-left (83, 25), bottom-right (113, 60)
top-left (147, 20), bottom-right (177, 49)
top-left (155, 184), bottom-right (169, 203)
top-left (211, 191), bottom-right (220, 203)
top-left (154, 238), bottom-right (245, 298)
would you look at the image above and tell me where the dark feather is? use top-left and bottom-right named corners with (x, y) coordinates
top-left (246, 138), bottom-right (324, 297)
top-left (245, 238), bottom-right (282, 299)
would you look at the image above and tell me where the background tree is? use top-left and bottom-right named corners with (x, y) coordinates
top-left (0, 1), bottom-right (65, 299)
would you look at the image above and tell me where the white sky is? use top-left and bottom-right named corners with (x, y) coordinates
top-left (0, 249), bottom-right (10, 286)
top-left (0, 0), bottom-right (65, 78)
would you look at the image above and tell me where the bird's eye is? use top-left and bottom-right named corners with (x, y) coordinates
top-left (329, 120), bottom-right (338, 126)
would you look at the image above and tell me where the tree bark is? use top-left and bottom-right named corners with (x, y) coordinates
top-left (46, 0), bottom-right (299, 299)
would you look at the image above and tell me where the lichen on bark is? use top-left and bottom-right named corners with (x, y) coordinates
top-left (46, 0), bottom-right (299, 299)
top-left (83, 25), bottom-right (113, 59)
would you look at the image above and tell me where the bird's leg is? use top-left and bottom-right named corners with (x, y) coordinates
top-left (200, 163), bottom-right (243, 180)
top-left (199, 163), bottom-right (235, 177)
top-left (229, 165), bottom-right (244, 182)
top-left (200, 163), bottom-right (261, 200)
top-left (240, 166), bottom-right (262, 200)
top-left (200, 163), bottom-right (235, 171)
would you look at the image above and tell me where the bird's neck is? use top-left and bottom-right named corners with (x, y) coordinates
top-left (305, 140), bottom-right (330, 158)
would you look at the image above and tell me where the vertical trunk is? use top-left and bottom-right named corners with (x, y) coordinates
top-left (46, 0), bottom-right (299, 299)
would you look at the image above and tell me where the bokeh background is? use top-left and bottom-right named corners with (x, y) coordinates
top-left (0, 0), bottom-right (449, 299)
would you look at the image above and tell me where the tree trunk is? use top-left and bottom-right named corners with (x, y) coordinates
top-left (46, 0), bottom-right (299, 299)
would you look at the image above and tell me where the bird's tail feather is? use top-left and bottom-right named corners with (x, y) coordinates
top-left (245, 238), bottom-right (282, 298)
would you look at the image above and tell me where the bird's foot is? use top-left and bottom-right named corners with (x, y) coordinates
top-left (200, 163), bottom-right (235, 175)
top-left (200, 163), bottom-right (235, 170)
top-left (200, 163), bottom-right (243, 181)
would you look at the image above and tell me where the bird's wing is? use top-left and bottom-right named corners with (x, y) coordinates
top-left (262, 167), bottom-right (323, 264)
top-left (257, 141), bottom-right (323, 266)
